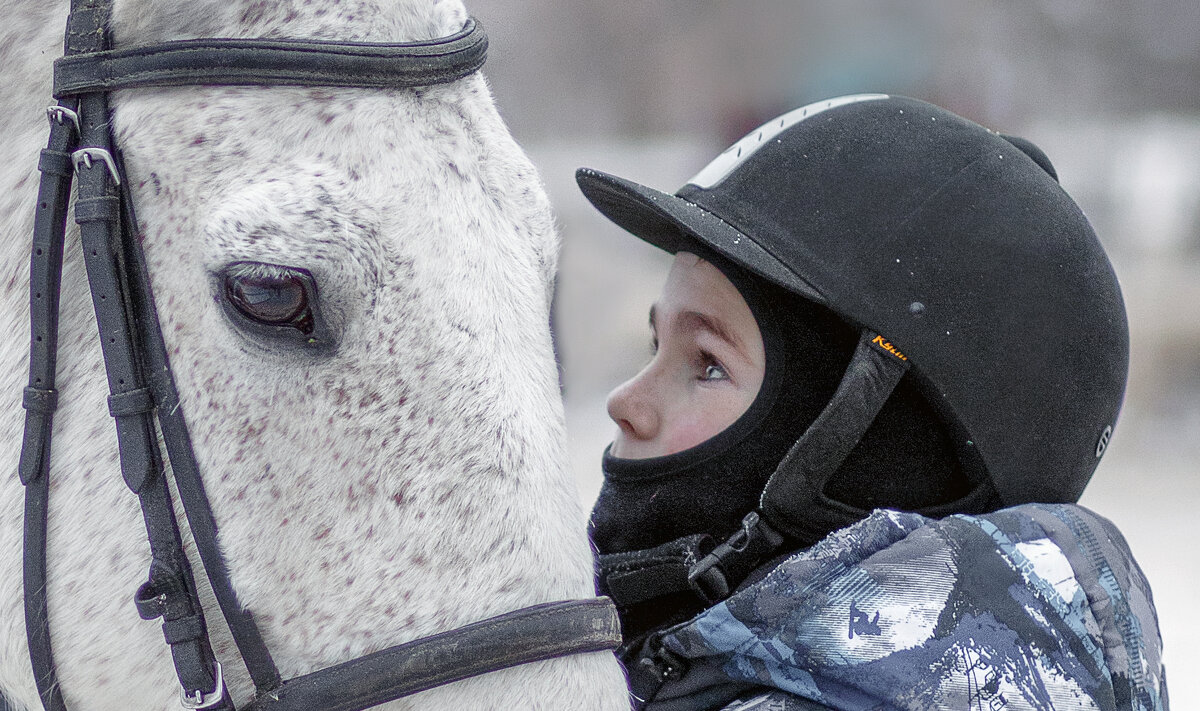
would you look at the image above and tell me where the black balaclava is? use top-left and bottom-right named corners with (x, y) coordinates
top-left (591, 250), bottom-right (996, 647)
top-left (591, 249), bottom-right (984, 555)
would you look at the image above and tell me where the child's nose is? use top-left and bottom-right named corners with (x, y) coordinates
top-left (606, 372), bottom-right (660, 441)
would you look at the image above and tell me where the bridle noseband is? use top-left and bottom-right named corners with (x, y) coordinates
top-left (14, 2), bottom-right (620, 710)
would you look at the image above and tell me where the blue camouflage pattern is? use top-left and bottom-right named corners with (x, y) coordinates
top-left (652, 504), bottom-right (1167, 711)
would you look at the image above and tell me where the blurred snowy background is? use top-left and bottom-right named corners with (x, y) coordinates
top-left (470, 1), bottom-right (1199, 704)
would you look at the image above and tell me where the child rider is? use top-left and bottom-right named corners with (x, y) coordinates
top-left (576, 94), bottom-right (1168, 711)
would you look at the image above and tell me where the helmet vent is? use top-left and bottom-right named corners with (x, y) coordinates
top-left (1095, 425), bottom-right (1113, 458)
top-left (688, 93), bottom-right (889, 189)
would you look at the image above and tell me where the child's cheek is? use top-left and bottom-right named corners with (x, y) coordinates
top-left (662, 410), bottom-right (730, 456)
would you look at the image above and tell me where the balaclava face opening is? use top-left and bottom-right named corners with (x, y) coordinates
top-left (591, 248), bottom-right (850, 554)
top-left (590, 247), bottom-right (994, 558)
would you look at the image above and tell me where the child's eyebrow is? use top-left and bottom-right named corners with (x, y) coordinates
top-left (683, 311), bottom-right (748, 358)
top-left (649, 305), bottom-right (750, 360)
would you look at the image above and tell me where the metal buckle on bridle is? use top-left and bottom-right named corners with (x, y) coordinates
top-left (72, 147), bottom-right (122, 185)
top-left (46, 105), bottom-right (81, 135)
top-left (179, 662), bottom-right (225, 710)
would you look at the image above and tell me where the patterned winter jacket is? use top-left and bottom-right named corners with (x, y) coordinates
top-left (633, 504), bottom-right (1168, 711)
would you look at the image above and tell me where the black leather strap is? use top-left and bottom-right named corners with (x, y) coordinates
top-left (245, 598), bottom-right (622, 711)
top-left (55, 0), bottom-right (233, 706)
top-left (18, 106), bottom-right (77, 489)
top-left (22, 472), bottom-right (64, 711)
top-left (18, 15), bottom-right (92, 709)
top-left (53, 18), bottom-right (486, 96)
top-left (116, 145), bottom-right (283, 693)
top-left (75, 88), bottom-right (159, 496)
top-left (76, 153), bottom-right (235, 706)
top-left (19, 92), bottom-right (81, 711)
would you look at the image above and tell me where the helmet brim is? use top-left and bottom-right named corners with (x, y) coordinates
top-left (575, 167), bottom-right (825, 304)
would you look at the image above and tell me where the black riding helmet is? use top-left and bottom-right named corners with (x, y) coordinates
top-left (577, 94), bottom-right (1128, 588)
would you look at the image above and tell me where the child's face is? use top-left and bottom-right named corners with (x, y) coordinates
top-left (607, 252), bottom-right (765, 459)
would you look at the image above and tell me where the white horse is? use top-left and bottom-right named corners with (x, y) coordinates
top-left (0, 0), bottom-right (629, 708)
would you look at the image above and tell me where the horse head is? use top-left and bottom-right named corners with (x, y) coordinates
top-left (0, 0), bottom-right (629, 708)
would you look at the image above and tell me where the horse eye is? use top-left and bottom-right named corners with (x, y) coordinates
top-left (223, 266), bottom-right (315, 335)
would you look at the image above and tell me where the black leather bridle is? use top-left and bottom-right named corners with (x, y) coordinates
top-left (13, 2), bottom-right (620, 710)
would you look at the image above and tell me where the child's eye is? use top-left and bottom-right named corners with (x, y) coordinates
top-left (700, 361), bottom-right (729, 382)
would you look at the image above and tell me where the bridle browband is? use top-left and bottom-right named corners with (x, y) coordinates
top-left (52, 20), bottom-right (488, 94)
top-left (14, 2), bottom-right (619, 710)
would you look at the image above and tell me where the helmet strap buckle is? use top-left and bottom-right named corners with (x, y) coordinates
top-left (687, 511), bottom-right (784, 604)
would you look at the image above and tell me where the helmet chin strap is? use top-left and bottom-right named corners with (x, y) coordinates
top-left (761, 330), bottom-right (912, 537)
top-left (687, 329), bottom-right (910, 603)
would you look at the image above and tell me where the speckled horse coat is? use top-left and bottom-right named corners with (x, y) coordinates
top-left (0, 1), bottom-right (629, 709)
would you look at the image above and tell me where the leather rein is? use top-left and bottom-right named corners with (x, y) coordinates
top-left (13, 2), bottom-right (620, 710)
